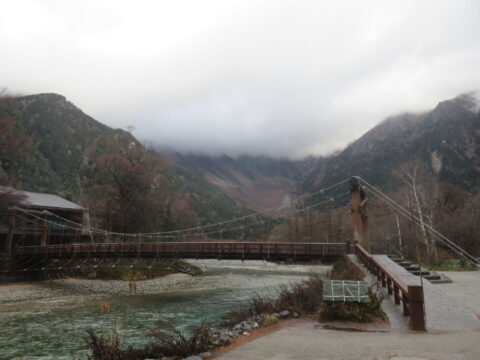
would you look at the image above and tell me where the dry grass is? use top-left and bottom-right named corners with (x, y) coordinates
top-left (145, 320), bottom-right (213, 358)
top-left (223, 275), bottom-right (323, 326)
top-left (329, 255), bottom-right (364, 281)
top-left (319, 281), bottom-right (386, 323)
top-left (85, 328), bottom-right (146, 360)
top-left (86, 321), bottom-right (213, 360)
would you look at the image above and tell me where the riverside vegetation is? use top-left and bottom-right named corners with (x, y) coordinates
top-left (85, 257), bottom-right (386, 360)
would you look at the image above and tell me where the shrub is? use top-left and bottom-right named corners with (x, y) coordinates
top-left (222, 275), bottom-right (323, 326)
top-left (329, 256), bottom-right (364, 280)
top-left (426, 258), bottom-right (476, 271)
top-left (86, 320), bottom-right (213, 360)
top-left (318, 282), bottom-right (386, 323)
top-left (146, 320), bottom-right (213, 358)
top-left (85, 328), bottom-right (146, 360)
top-left (262, 315), bottom-right (279, 327)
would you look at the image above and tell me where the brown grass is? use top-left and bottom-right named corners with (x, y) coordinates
top-left (85, 328), bottom-right (146, 360)
top-left (329, 255), bottom-right (364, 281)
top-left (319, 282), bottom-right (386, 323)
top-left (222, 275), bottom-right (323, 326)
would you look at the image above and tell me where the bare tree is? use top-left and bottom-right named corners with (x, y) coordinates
top-left (395, 163), bottom-right (439, 263)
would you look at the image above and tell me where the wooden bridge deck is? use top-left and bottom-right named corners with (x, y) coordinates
top-left (13, 242), bottom-right (347, 260)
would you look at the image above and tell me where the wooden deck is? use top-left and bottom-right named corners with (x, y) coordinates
top-left (13, 241), bottom-right (347, 260)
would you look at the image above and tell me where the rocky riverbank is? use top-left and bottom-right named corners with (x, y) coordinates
top-left (0, 273), bottom-right (196, 305)
top-left (0, 260), bottom-right (332, 359)
top-left (0, 260), bottom-right (331, 306)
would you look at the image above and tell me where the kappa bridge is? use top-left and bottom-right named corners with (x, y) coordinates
top-left (13, 241), bottom-right (348, 261)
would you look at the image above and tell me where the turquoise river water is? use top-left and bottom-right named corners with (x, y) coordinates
top-left (0, 263), bottom-right (328, 360)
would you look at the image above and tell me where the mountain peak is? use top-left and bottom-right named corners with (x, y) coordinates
top-left (22, 93), bottom-right (67, 102)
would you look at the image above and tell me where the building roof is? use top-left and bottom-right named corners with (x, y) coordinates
top-left (22, 191), bottom-right (84, 211)
top-left (0, 187), bottom-right (84, 211)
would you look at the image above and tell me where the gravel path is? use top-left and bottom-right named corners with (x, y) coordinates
top-left (216, 320), bottom-right (480, 360)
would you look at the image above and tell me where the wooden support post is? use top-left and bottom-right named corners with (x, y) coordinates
top-left (408, 285), bottom-right (426, 331)
top-left (402, 293), bottom-right (410, 316)
top-left (41, 218), bottom-right (48, 247)
top-left (308, 208), bottom-right (313, 241)
top-left (381, 271), bottom-right (387, 288)
top-left (393, 285), bottom-right (401, 305)
top-left (350, 177), bottom-right (369, 252)
top-left (387, 278), bottom-right (393, 295)
top-left (6, 215), bottom-right (16, 254)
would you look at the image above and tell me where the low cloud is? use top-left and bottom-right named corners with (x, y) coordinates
top-left (1, 0), bottom-right (479, 157)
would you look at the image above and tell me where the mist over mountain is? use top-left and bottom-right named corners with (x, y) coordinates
top-left (158, 92), bottom-right (480, 211)
top-left (0, 93), bottom-right (253, 228)
top-left (1, 91), bottom-right (479, 220)
top-left (2, 2), bottom-right (480, 158)
top-left (165, 152), bottom-right (324, 213)
top-left (301, 92), bottom-right (480, 198)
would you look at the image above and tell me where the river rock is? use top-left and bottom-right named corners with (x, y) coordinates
top-left (255, 314), bottom-right (264, 322)
top-left (199, 351), bottom-right (212, 358)
top-left (242, 322), bottom-right (252, 331)
top-left (252, 321), bottom-right (259, 328)
top-left (279, 310), bottom-right (291, 318)
top-left (242, 331), bottom-right (250, 336)
top-left (183, 356), bottom-right (202, 360)
top-left (220, 334), bottom-right (232, 344)
top-left (292, 312), bottom-right (300, 318)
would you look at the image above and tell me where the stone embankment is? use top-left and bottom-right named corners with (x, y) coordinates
top-left (174, 310), bottom-right (300, 360)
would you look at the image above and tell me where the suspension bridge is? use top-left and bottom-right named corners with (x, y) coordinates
top-left (3, 176), bottom-right (478, 266)
top-left (2, 176), bottom-right (479, 331)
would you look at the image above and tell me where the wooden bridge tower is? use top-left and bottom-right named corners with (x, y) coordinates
top-left (350, 177), bottom-right (369, 252)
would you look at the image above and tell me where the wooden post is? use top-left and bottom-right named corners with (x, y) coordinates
top-left (393, 285), bottom-right (401, 305)
top-left (387, 278), bottom-right (393, 295)
top-left (402, 293), bottom-right (410, 316)
top-left (308, 208), bottom-right (313, 241)
top-left (6, 214), bottom-right (16, 254)
top-left (408, 285), bottom-right (426, 331)
top-left (40, 218), bottom-right (48, 247)
top-left (350, 177), bottom-right (369, 252)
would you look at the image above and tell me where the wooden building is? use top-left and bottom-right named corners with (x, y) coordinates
top-left (0, 187), bottom-right (84, 254)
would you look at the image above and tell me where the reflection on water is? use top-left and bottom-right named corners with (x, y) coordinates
top-left (0, 266), bottom-right (326, 359)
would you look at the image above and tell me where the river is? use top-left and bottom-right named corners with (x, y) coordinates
top-left (0, 260), bottom-right (330, 359)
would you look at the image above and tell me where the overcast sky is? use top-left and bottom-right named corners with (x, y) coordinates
top-left (1, 0), bottom-right (479, 158)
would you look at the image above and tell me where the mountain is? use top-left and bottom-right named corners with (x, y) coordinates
top-left (0, 93), bottom-right (251, 227)
top-left (301, 93), bottom-right (480, 198)
top-left (2, 91), bottom-right (478, 227)
top-left (167, 153), bottom-right (322, 213)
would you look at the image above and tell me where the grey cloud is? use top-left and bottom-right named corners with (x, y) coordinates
top-left (1, 0), bottom-right (479, 158)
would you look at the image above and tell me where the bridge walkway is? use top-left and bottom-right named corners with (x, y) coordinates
top-left (349, 254), bottom-right (480, 332)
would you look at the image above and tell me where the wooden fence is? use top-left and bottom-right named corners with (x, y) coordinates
top-left (355, 243), bottom-right (426, 331)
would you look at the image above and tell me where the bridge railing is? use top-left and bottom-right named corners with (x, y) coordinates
top-left (355, 243), bottom-right (426, 331)
top-left (13, 241), bottom-right (347, 259)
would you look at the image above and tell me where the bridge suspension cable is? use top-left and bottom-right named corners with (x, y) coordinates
top-left (356, 176), bottom-right (479, 265)
top-left (11, 177), bottom-right (351, 238)
top-left (12, 190), bottom-right (351, 243)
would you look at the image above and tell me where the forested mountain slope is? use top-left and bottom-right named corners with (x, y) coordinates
top-left (302, 93), bottom-right (480, 198)
top-left (0, 93), bottom-right (251, 231)
top-left (168, 153), bottom-right (322, 212)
